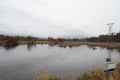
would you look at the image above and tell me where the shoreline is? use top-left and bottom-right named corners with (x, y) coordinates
top-left (0, 40), bottom-right (120, 49)
top-left (16, 41), bottom-right (120, 49)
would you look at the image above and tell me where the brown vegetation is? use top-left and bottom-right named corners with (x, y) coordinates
top-left (90, 63), bottom-right (120, 80)
top-left (32, 63), bottom-right (120, 80)
top-left (1, 40), bottom-right (120, 49)
top-left (0, 36), bottom-right (19, 46)
top-left (0, 32), bottom-right (120, 48)
top-left (48, 41), bottom-right (120, 49)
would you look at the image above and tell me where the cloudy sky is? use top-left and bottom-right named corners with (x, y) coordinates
top-left (0, 0), bottom-right (120, 38)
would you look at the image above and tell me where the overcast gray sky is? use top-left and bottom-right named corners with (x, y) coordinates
top-left (0, 0), bottom-right (120, 38)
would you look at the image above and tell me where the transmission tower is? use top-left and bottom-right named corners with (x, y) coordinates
top-left (105, 23), bottom-right (115, 80)
top-left (107, 23), bottom-right (114, 35)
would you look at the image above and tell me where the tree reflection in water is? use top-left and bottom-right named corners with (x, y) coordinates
top-left (2, 45), bottom-right (18, 50)
top-left (27, 44), bottom-right (36, 51)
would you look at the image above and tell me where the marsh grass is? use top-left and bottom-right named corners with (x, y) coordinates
top-left (1, 40), bottom-right (120, 49)
top-left (33, 71), bottom-right (61, 80)
top-left (32, 63), bottom-right (119, 80)
top-left (0, 64), bottom-right (120, 80)
top-left (78, 63), bottom-right (120, 80)
top-left (77, 73), bottom-right (92, 80)
top-left (0, 74), bottom-right (14, 80)
top-left (33, 64), bottom-right (120, 80)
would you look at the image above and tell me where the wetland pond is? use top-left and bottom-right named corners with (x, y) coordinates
top-left (0, 44), bottom-right (120, 80)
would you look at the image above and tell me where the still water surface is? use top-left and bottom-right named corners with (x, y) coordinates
top-left (0, 44), bottom-right (120, 80)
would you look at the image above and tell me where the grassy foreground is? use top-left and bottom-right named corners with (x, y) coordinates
top-left (78, 63), bottom-right (120, 80)
top-left (33, 63), bottom-right (120, 80)
top-left (0, 63), bottom-right (119, 80)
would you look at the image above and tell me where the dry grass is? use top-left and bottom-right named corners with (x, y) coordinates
top-left (53, 41), bottom-right (120, 49)
top-left (18, 41), bottom-right (50, 45)
top-left (77, 63), bottom-right (120, 80)
top-left (111, 63), bottom-right (120, 80)
top-left (0, 41), bottom-right (2, 45)
top-left (0, 64), bottom-right (119, 80)
top-left (0, 75), bottom-right (14, 80)
top-left (33, 71), bottom-right (61, 80)
top-left (89, 68), bottom-right (106, 80)
top-left (1, 40), bottom-right (120, 49)
top-left (83, 42), bottom-right (120, 49)
top-left (89, 63), bottom-right (120, 80)
top-left (33, 64), bottom-right (120, 80)
top-left (33, 72), bottom-right (51, 80)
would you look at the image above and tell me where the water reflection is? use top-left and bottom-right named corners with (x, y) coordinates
top-left (0, 44), bottom-right (120, 80)
top-left (27, 44), bottom-right (36, 51)
top-left (1, 43), bottom-right (119, 51)
top-left (117, 49), bottom-right (120, 57)
top-left (117, 49), bottom-right (120, 53)
top-left (1, 45), bottom-right (18, 50)
top-left (48, 44), bottom-right (83, 49)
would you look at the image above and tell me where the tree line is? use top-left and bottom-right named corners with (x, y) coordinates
top-left (85, 32), bottom-right (120, 42)
top-left (0, 31), bottom-right (120, 42)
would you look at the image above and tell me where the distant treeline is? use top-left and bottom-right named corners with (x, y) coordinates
top-left (85, 32), bottom-right (120, 42)
top-left (0, 31), bottom-right (120, 42)
top-left (0, 35), bottom-right (46, 41)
